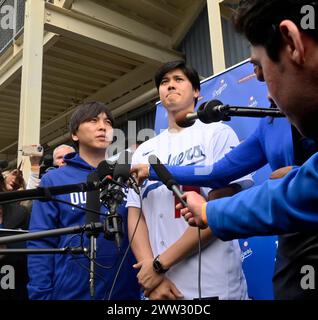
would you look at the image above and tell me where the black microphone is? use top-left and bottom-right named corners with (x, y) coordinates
top-left (98, 152), bottom-right (139, 195)
top-left (148, 155), bottom-right (187, 207)
top-left (85, 171), bottom-right (101, 237)
top-left (96, 160), bottom-right (115, 186)
top-left (0, 181), bottom-right (99, 204)
top-left (119, 150), bottom-right (140, 195)
top-left (177, 99), bottom-right (285, 127)
top-left (103, 154), bottom-right (130, 248)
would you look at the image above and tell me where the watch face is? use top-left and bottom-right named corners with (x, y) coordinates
top-left (153, 259), bottom-right (161, 272)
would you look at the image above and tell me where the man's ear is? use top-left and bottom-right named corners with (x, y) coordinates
top-left (193, 89), bottom-right (200, 99)
top-left (279, 20), bottom-right (305, 64)
top-left (71, 133), bottom-right (79, 142)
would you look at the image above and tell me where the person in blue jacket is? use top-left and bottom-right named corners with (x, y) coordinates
top-left (27, 101), bottom-right (140, 300)
top-left (132, 103), bottom-right (318, 299)
top-left (176, 0), bottom-right (318, 299)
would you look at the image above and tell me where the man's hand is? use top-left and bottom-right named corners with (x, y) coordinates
top-left (176, 191), bottom-right (208, 229)
top-left (145, 277), bottom-right (183, 300)
top-left (270, 166), bottom-right (293, 179)
top-left (29, 155), bottom-right (42, 167)
top-left (133, 258), bottom-right (164, 292)
top-left (130, 164), bottom-right (150, 186)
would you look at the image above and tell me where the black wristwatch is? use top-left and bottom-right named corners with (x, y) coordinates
top-left (153, 255), bottom-right (169, 274)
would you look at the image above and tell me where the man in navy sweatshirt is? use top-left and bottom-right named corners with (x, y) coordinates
top-left (27, 101), bottom-right (140, 300)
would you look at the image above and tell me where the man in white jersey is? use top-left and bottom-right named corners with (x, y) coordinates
top-left (127, 61), bottom-right (252, 300)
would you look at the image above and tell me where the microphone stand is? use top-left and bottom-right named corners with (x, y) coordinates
top-left (85, 172), bottom-right (101, 299)
top-left (0, 179), bottom-right (127, 298)
top-left (0, 222), bottom-right (104, 246)
top-left (0, 222), bottom-right (105, 299)
top-left (101, 183), bottom-right (124, 249)
top-left (198, 104), bottom-right (285, 123)
top-left (0, 247), bottom-right (86, 255)
top-left (89, 235), bottom-right (97, 298)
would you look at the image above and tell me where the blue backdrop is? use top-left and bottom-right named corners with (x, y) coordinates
top-left (154, 60), bottom-right (277, 300)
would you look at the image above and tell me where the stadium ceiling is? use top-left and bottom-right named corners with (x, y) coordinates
top-left (0, 0), bottom-right (237, 161)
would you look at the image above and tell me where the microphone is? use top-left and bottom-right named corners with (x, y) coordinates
top-left (98, 152), bottom-right (139, 195)
top-left (85, 171), bottom-right (101, 237)
top-left (0, 181), bottom-right (99, 204)
top-left (103, 153), bottom-right (131, 248)
top-left (96, 160), bottom-right (115, 186)
top-left (176, 99), bottom-right (285, 127)
top-left (148, 155), bottom-right (187, 207)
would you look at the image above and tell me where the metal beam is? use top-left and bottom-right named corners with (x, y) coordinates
top-left (54, 0), bottom-right (74, 9)
top-left (111, 85), bottom-right (158, 118)
top-left (87, 64), bottom-right (158, 103)
top-left (207, 0), bottom-right (226, 73)
top-left (0, 32), bottom-right (59, 88)
top-left (71, 0), bottom-right (173, 49)
top-left (44, 2), bottom-right (182, 65)
top-left (139, 0), bottom-right (182, 23)
top-left (220, 2), bottom-right (236, 21)
top-left (172, 0), bottom-right (206, 47)
top-left (18, 0), bottom-right (45, 179)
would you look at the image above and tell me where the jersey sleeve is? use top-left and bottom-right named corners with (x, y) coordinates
top-left (209, 125), bottom-right (254, 189)
top-left (149, 124), bottom-right (267, 189)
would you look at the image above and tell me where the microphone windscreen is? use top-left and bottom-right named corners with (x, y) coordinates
top-left (148, 155), bottom-right (174, 190)
top-left (113, 163), bottom-right (130, 181)
top-left (96, 160), bottom-right (114, 180)
top-left (198, 99), bottom-right (223, 112)
top-left (198, 99), bottom-right (224, 123)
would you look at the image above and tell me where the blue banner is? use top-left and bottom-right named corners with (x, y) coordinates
top-left (155, 60), bottom-right (277, 300)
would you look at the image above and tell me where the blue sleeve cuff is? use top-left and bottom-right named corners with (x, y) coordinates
top-left (149, 166), bottom-right (158, 180)
top-left (206, 200), bottom-right (229, 241)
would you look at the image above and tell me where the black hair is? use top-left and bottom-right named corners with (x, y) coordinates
top-left (154, 60), bottom-right (201, 106)
top-left (234, 0), bottom-right (318, 61)
top-left (69, 101), bottom-right (114, 150)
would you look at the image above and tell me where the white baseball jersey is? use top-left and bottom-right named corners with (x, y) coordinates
top-left (127, 121), bottom-right (251, 299)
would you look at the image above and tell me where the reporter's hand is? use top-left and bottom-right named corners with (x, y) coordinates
top-left (176, 191), bottom-right (208, 229)
top-left (130, 164), bottom-right (150, 186)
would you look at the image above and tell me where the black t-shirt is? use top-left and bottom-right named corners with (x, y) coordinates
top-left (0, 203), bottom-right (30, 300)
top-left (273, 126), bottom-right (318, 299)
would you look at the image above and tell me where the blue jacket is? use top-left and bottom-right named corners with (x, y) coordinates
top-left (27, 153), bottom-right (140, 300)
top-left (149, 117), bottom-right (293, 188)
top-left (205, 152), bottom-right (318, 240)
